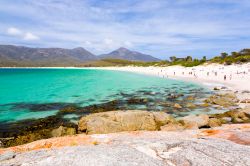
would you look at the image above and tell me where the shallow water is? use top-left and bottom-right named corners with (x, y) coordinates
top-left (0, 68), bottom-right (211, 123)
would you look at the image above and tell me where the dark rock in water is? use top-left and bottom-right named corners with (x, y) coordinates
top-left (59, 105), bottom-right (79, 114)
top-left (143, 91), bottom-right (155, 95)
top-left (186, 96), bottom-right (195, 101)
top-left (127, 98), bottom-right (148, 104)
top-left (167, 93), bottom-right (183, 99)
top-left (204, 93), bottom-right (239, 107)
top-left (11, 102), bottom-right (75, 112)
top-left (76, 100), bottom-right (122, 115)
top-left (213, 87), bottom-right (220, 90)
top-left (158, 101), bottom-right (172, 107)
top-left (185, 103), bottom-right (196, 108)
top-left (0, 115), bottom-right (77, 147)
top-left (173, 103), bottom-right (182, 109)
top-left (200, 103), bottom-right (210, 107)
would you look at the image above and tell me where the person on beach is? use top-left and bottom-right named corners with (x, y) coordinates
top-left (224, 75), bottom-right (226, 81)
top-left (194, 73), bottom-right (197, 78)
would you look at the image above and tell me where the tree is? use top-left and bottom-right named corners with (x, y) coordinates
top-left (169, 56), bottom-right (177, 62)
top-left (185, 56), bottom-right (192, 61)
top-left (221, 52), bottom-right (228, 59)
top-left (239, 49), bottom-right (250, 56)
top-left (202, 56), bottom-right (206, 61)
top-left (231, 52), bottom-right (238, 57)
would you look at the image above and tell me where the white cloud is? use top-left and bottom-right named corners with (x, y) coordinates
top-left (7, 27), bottom-right (22, 36)
top-left (1, 0), bottom-right (250, 58)
top-left (124, 41), bottom-right (133, 47)
top-left (6, 27), bottom-right (40, 41)
top-left (103, 38), bottom-right (113, 45)
top-left (23, 32), bottom-right (40, 40)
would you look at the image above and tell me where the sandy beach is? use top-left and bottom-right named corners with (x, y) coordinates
top-left (101, 63), bottom-right (250, 92)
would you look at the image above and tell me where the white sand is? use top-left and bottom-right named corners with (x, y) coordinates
top-left (100, 63), bottom-right (250, 92)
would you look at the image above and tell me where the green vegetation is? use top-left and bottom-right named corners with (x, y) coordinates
top-left (168, 56), bottom-right (206, 67)
top-left (79, 58), bottom-right (169, 67)
top-left (210, 49), bottom-right (250, 65)
top-left (78, 48), bottom-right (250, 67)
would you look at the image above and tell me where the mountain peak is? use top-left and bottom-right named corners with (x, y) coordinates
top-left (117, 47), bottom-right (129, 51)
top-left (99, 47), bottom-right (160, 62)
top-left (73, 47), bottom-right (86, 51)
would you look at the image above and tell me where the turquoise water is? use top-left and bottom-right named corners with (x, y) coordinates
top-left (0, 68), bottom-right (209, 123)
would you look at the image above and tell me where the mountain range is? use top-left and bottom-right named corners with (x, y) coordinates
top-left (0, 45), bottom-right (160, 67)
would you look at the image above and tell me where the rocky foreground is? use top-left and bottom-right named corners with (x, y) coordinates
top-left (1, 123), bottom-right (250, 166)
top-left (1, 106), bottom-right (250, 166)
top-left (1, 91), bottom-right (250, 165)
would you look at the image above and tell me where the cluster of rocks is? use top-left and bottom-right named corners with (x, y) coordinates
top-left (204, 93), bottom-right (239, 107)
top-left (76, 109), bottom-right (250, 135)
top-left (1, 90), bottom-right (249, 148)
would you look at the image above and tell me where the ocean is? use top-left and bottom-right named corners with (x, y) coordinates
top-left (0, 68), bottom-right (210, 124)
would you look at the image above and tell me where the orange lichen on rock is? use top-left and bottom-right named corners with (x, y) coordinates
top-left (0, 134), bottom-right (95, 154)
top-left (227, 134), bottom-right (250, 145)
top-left (198, 129), bottom-right (221, 136)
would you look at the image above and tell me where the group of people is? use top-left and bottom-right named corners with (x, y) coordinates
top-left (154, 66), bottom-right (249, 82)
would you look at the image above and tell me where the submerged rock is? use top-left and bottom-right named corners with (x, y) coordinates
top-left (204, 93), bottom-right (239, 107)
top-left (186, 95), bottom-right (195, 101)
top-left (59, 106), bottom-right (79, 114)
top-left (173, 103), bottom-right (182, 109)
top-left (127, 98), bottom-right (148, 104)
top-left (186, 103), bottom-right (196, 108)
top-left (167, 93), bottom-right (184, 99)
top-left (200, 103), bottom-right (210, 107)
top-left (213, 87), bottom-right (220, 90)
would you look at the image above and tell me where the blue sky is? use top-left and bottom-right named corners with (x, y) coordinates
top-left (0, 0), bottom-right (250, 59)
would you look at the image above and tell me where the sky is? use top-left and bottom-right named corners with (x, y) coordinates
top-left (0, 0), bottom-right (250, 59)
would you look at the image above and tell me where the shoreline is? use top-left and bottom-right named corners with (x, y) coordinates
top-left (99, 64), bottom-right (250, 91)
top-left (2, 63), bottom-right (249, 91)
top-left (1, 64), bottom-right (249, 105)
